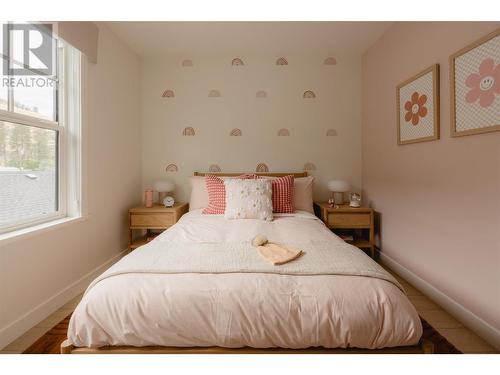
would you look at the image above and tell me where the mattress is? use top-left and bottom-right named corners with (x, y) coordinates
top-left (67, 210), bottom-right (422, 349)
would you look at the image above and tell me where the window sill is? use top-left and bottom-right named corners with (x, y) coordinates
top-left (0, 215), bottom-right (88, 246)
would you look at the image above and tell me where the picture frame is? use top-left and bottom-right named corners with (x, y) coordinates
top-left (396, 64), bottom-right (440, 145)
top-left (450, 28), bottom-right (500, 137)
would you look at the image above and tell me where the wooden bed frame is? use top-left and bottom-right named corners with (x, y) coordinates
top-left (61, 339), bottom-right (433, 354)
top-left (61, 171), bottom-right (431, 354)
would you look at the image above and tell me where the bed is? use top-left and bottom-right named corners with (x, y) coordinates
top-left (62, 172), bottom-right (426, 354)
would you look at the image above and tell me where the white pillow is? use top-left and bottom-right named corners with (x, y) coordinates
top-left (224, 179), bottom-right (273, 221)
top-left (293, 176), bottom-right (314, 213)
top-left (189, 176), bottom-right (209, 211)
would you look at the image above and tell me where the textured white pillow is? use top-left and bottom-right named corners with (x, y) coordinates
top-left (224, 179), bottom-right (273, 221)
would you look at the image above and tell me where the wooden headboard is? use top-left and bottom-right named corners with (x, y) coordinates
top-left (194, 172), bottom-right (308, 178)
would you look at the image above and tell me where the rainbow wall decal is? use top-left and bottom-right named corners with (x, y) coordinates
top-left (303, 162), bottom-right (316, 171)
top-left (256, 163), bottom-right (269, 173)
top-left (303, 90), bottom-right (316, 99)
top-left (256, 90), bottom-right (267, 98)
top-left (182, 59), bottom-right (193, 67)
top-left (277, 128), bottom-right (290, 136)
top-left (182, 127), bottom-right (195, 136)
top-left (323, 57), bottom-right (337, 65)
top-left (209, 164), bottom-right (222, 173)
top-left (326, 129), bottom-right (338, 136)
top-left (165, 164), bottom-right (178, 172)
top-left (162, 90), bottom-right (175, 98)
top-left (230, 128), bottom-right (242, 136)
top-left (231, 58), bottom-right (244, 66)
top-left (276, 57), bottom-right (288, 66)
top-left (208, 90), bottom-right (221, 97)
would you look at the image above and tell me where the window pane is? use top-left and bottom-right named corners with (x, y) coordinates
top-left (0, 24), bottom-right (6, 110)
top-left (0, 121), bottom-right (57, 228)
top-left (0, 84), bottom-right (6, 110)
top-left (12, 76), bottom-right (57, 121)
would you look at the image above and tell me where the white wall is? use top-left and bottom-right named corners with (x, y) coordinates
top-left (140, 55), bottom-right (362, 203)
top-left (0, 24), bottom-right (142, 348)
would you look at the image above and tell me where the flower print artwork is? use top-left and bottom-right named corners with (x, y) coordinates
top-left (404, 92), bottom-right (428, 125)
top-left (465, 58), bottom-right (500, 108)
top-left (397, 64), bottom-right (439, 144)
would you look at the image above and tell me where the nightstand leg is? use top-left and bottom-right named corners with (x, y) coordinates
top-left (128, 229), bottom-right (132, 251)
top-left (370, 246), bottom-right (375, 259)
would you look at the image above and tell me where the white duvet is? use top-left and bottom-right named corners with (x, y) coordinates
top-left (68, 210), bottom-right (422, 349)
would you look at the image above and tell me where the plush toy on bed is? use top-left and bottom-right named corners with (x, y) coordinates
top-left (251, 235), bottom-right (302, 265)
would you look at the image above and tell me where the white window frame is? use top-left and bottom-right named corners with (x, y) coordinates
top-left (0, 33), bottom-right (81, 235)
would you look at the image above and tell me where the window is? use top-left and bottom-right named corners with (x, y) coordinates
top-left (0, 22), bottom-right (81, 234)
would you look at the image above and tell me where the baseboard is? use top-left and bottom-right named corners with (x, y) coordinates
top-left (378, 250), bottom-right (500, 351)
top-left (0, 249), bottom-right (127, 350)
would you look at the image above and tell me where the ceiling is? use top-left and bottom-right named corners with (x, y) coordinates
top-left (105, 22), bottom-right (392, 59)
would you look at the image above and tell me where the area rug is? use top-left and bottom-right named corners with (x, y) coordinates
top-left (22, 314), bottom-right (461, 354)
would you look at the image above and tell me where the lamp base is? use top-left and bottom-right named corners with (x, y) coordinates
top-left (158, 191), bottom-right (167, 204)
top-left (333, 192), bottom-right (344, 205)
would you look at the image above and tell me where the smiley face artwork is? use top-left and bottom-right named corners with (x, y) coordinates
top-left (450, 30), bottom-right (500, 136)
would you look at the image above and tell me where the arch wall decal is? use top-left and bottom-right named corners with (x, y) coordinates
top-left (165, 164), bottom-right (178, 172)
top-left (277, 128), bottom-right (290, 136)
top-left (231, 58), bottom-right (244, 66)
top-left (182, 127), bottom-right (195, 136)
top-left (323, 57), bottom-right (337, 65)
top-left (303, 162), bottom-right (316, 171)
top-left (208, 90), bottom-right (221, 97)
top-left (230, 128), bottom-right (242, 136)
top-left (209, 164), bottom-right (222, 172)
top-left (303, 90), bottom-right (316, 99)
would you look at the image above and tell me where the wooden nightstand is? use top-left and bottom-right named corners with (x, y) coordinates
top-left (128, 202), bottom-right (188, 251)
top-left (314, 202), bottom-right (375, 258)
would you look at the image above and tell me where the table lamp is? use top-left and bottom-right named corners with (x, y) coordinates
top-left (154, 180), bottom-right (175, 204)
top-left (327, 179), bottom-right (350, 206)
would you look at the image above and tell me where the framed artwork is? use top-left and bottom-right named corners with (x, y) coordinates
top-left (397, 64), bottom-right (440, 145)
top-left (450, 28), bottom-right (500, 137)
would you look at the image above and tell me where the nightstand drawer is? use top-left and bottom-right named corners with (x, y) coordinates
top-left (130, 213), bottom-right (174, 228)
top-left (327, 213), bottom-right (371, 228)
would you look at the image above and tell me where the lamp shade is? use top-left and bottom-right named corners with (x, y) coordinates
top-left (154, 180), bottom-right (175, 193)
top-left (327, 179), bottom-right (350, 192)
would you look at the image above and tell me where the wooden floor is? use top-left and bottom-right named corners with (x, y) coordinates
top-left (0, 264), bottom-right (498, 354)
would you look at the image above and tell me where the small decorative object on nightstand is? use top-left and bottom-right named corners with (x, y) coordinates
top-left (314, 202), bottom-right (375, 258)
top-left (349, 192), bottom-right (361, 207)
top-left (128, 202), bottom-right (188, 251)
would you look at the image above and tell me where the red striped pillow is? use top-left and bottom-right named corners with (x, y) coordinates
top-left (271, 175), bottom-right (294, 213)
top-left (202, 174), bottom-right (258, 214)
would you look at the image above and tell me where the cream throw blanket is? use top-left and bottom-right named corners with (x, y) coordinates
top-left (86, 240), bottom-right (403, 293)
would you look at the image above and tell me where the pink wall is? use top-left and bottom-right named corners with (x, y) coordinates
top-left (362, 22), bottom-right (500, 330)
